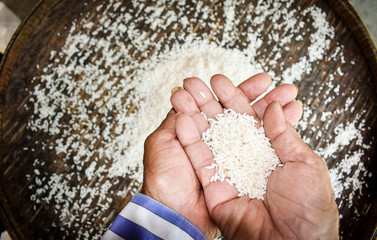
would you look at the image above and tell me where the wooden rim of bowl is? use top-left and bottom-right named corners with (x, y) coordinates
top-left (328, 0), bottom-right (377, 87)
top-left (0, 1), bottom-right (59, 239)
top-left (0, 0), bottom-right (376, 239)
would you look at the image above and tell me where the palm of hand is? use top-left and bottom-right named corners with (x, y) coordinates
top-left (174, 108), bottom-right (339, 239)
top-left (141, 110), bottom-right (219, 239)
top-left (266, 163), bottom-right (337, 238)
top-left (217, 162), bottom-right (338, 239)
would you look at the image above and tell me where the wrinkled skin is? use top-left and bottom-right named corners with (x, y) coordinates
top-left (142, 74), bottom-right (339, 239)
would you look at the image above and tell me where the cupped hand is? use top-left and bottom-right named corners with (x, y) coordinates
top-left (172, 74), bottom-right (339, 239)
top-left (141, 109), bottom-right (219, 239)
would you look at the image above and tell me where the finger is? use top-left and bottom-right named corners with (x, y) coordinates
top-left (175, 113), bottom-right (238, 211)
top-left (283, 101), bottom-right (303, 126)
top-left (157, 108), bottom-right (177, 132)
top-left (143, 109), bottom-right (177, 167)
top-left (263, 102), bottom-right (322, 165)
top-left (252, 84), bottom-right (298, 120)
top-left (237, 73), bottom-right (272, 101)
top-left (183, 77), bottom-right (224, 119)
top-left (144, 109), bottom-right (177, 152)
top-left (211, 74), bottom-right (257, 119)
top-left (171, 89), bottom-right (209, 133)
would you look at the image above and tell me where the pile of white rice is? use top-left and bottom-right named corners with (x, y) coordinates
top-left (202, 109), bottom-right (281, 200)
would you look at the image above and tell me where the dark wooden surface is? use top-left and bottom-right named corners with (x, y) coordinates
top-left (328, 0), bottom-right (377, 90)
top-left (0, 0), bottom-right (376, 239)
top-left (3, 0), bottom-right (40, 21)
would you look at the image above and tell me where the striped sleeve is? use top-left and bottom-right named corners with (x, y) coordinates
top-left (103, 193), bottom-right (207, 240)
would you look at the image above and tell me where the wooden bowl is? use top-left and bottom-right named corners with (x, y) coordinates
top-left (0, 0), bottom-right (376, 239)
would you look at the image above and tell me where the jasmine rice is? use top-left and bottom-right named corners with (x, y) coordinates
top-left (202, 109), bottom-right (281, 200)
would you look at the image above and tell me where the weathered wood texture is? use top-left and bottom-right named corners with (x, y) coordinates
top-left (0, 0), bottom-right (376, 239)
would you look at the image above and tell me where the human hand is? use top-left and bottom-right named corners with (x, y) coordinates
top-left (142, 73), bottom-right (301, 239)
top-left (172, 74), bottom-right (339, 239)
top-left (141, 109), bottom-right (219, 239)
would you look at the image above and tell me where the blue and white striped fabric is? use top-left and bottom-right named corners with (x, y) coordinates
top-left (103, 193), bottom-right (207, 240)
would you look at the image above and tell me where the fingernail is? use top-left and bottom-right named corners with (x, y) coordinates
top-left (176, 111), bottom-right (183, 117)
top-left (293, 84), bottom-right (299, 92)
top-left (296, 100), bottom-right (303, 107)
top-left (171, 86), bottom-right (182, 94)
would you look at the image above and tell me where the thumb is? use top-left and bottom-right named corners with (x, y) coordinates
top-left (158, 108), bottom-right (177, 132)
top-left (263, 102), bottom-right (322, 165)
top-left (144, 109), bottom-right (176, 153)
